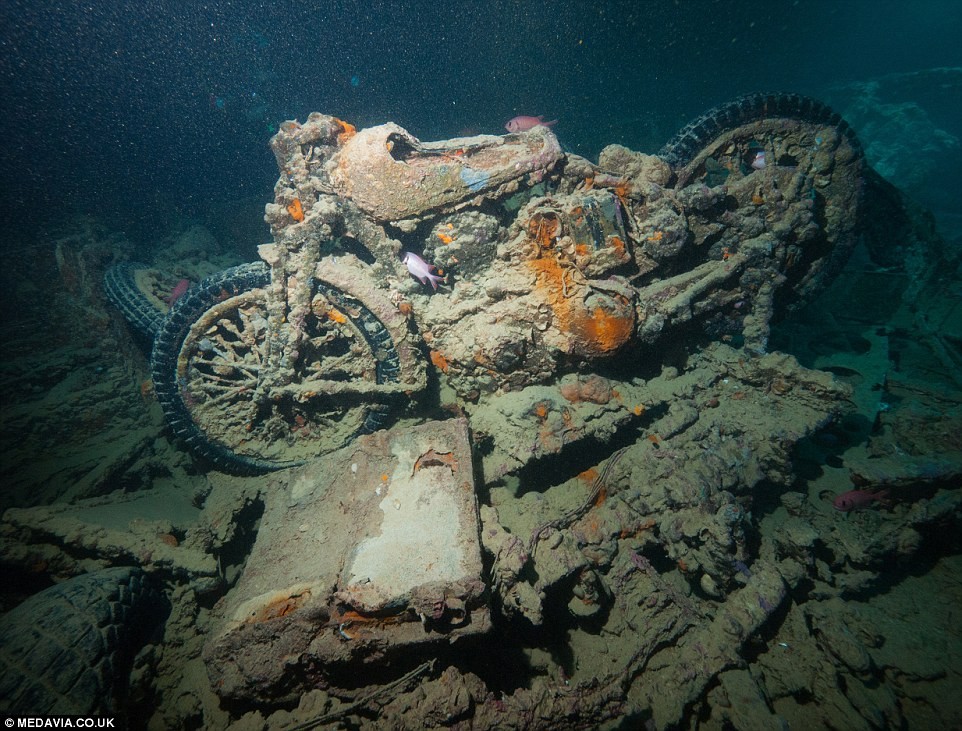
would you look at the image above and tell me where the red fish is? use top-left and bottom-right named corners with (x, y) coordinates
top-left (833, 489), bottom-right (889, 512)
top-left (505, 115), bottom-right (558, 133)
top-left (166, 278), bottom-right (191, 304)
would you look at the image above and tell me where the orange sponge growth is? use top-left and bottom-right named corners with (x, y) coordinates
top-left (287, 198), bottom-right (305, 222)
top-left (334, 118), bottom-right (356, 144)
top-left (429, 349), bottom-right (450, 373)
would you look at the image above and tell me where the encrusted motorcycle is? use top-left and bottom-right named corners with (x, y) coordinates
top-left (105, 92), bottom-right (865, 473)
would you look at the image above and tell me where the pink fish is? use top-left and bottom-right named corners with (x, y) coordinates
top-left (166, 278), bottom-right (191, 304)
top-left (833, 489), bottom-right (889, 512)
top-left (403, 252), bottom-right (443, 290)
top-left (505, 115), bottom-right (558, 133)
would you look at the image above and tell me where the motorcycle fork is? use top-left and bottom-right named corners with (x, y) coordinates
top-left (257, 228), bottom-right (323, 400)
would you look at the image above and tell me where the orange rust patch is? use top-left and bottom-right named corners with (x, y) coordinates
top-left (647, 231), bottom-right (664, 242)
top-left (582, 305), bottom-right (634, 354)
top-left (527, 255), bottom-right (633, 356)
top-left (593, 486), bottom-right (608, 508)
top-left (632, 404), bottom-right (645, 416)
top-left (429, 349), bottom-right (450, 372)
top-left (436, 232), bottom-right (454, 244)
top-left (335, 608), bottom-right (407, 629)
top-left (249, 591), bottom-right (311, 623)
top-left (287, 198), bottom-right (305, 222)
top-left (578, 467), bottom-right (600, 484)
top-left (413, 449), bottom-right (458, 474)
top-left (326, 307), bottom-right (347, 324)
top-left (647, 434), bottom-right (660, 445)
top-left (336, 609), bottom-right (371, 623)
top-left (528, 212), bottom-right (560, 251)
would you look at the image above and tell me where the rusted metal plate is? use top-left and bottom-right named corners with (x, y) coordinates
top-left (203, 417), bottom-right (487, 703)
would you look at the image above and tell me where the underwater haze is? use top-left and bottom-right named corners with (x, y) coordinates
top-left (2, 1), bottom-right (962, 729)
top-left (2, 0), bottom-right (962, 241)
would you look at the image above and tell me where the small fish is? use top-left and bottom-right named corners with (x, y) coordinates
top-left (505, 115), bottom-right (558, 133)
top-left (166, 278), bottom-right (191, 304)
top-left (403, 252), bottom-right (443, 290)
top-left (751, 150), bottom-right (766, 170)
top-left (833, 488), bottom-right (889, 512)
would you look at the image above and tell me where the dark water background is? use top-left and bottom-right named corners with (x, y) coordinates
top-left (1, 0), bottom-right (961, 245)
